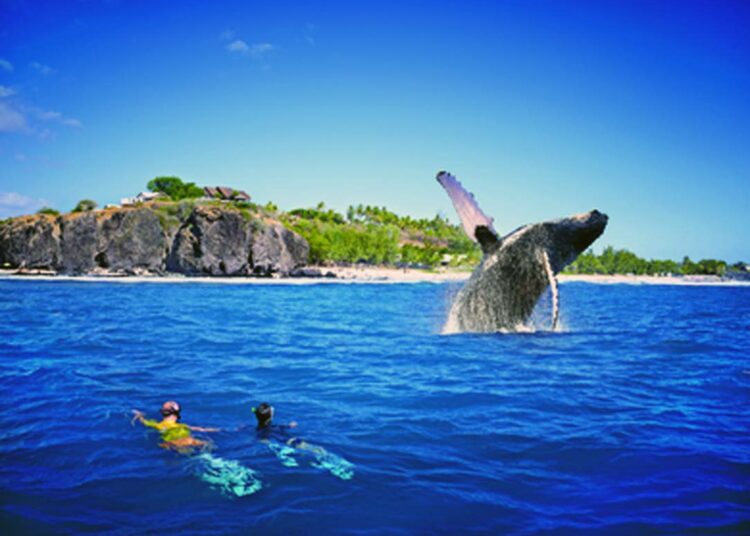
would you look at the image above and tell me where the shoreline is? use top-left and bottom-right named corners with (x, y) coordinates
top-left (558, 274), bottom-right (750, 286)
top-left (1, 268), bottom-right (748, 286)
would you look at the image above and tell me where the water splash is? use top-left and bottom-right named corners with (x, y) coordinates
top-left (194, 452), bottom-right (263, 497)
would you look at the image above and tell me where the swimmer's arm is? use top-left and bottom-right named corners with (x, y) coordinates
top-left (131, 410), bottom-right (159, 429)
top-left (187, 425), bottom-right (220, 433)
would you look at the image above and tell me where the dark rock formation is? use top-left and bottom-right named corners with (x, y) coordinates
top-left (251, 223), bottom-right (309, 276)
top-left (289, 267), bottom-right (337, 278)
top-left (98, 209), bottom-right (168, 273)
top-left (167, 206), bottom-right (252, 275)
top-left (0, 205), bottom-right (310, 277)
top-left (0, 215), bottom-right (60, 269)
top-left (60, 213), bottom-right (97, 273)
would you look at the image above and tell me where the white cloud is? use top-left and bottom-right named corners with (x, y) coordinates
top-left (0, 192), bottom-right (52, 218)
top-left (30, 107), bottom-right (83, 127)
top-left (226, 39), bottom-right (250, 54)
top-left (0, 58), bottom-right (12, 72)
top-left (0, 85), bottom-right (17, 98)
top-left (0, 101), bottom-right (29, 133)
top-left (30, 61), bottom-right (55, 76)
top-left (225, 38), bottom-right (275, 60)
top-left (0, 101), bottom-right (82, 135)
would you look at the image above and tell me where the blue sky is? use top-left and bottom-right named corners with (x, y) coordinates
top-left (0, 0), bottom-right (748, 261)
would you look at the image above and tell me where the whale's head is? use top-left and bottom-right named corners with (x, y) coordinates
top-left (539, 209), bottom-right (608, 273)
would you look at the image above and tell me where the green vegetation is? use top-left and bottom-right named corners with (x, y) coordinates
top-left (564, 246), bottom-right (737, 276)
top-left (264, 201), bottom-right (278, 213)
top-left (281, 202), bottom-right (481, 267)
top-left (36, 207), bottom-right (60, 216)
top-left (153, 200), bottom-right (196, 220)
top-left (230, 200), bottom-right (257, 212)
top-left (72, 199), bottom-right (97, 213)
top-left (147, 176), bottom-right (203, 201)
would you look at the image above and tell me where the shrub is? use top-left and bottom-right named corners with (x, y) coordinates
top-left (154, 200), bottom-right (195, 223)
top-left (72, 199), bottom-right (97, 213)
top-left (37, 207), bottom-right (60, 216)
top-left (147, 176), bottom-right (203, 201)
top-left (231, 200), bottom-right (257, 211)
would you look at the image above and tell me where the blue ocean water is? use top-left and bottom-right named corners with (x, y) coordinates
top-left (0, 279), bottom-right (748, 534)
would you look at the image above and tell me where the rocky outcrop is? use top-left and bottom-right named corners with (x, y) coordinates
top-left (97, 209), bottom-right (167, 273)
top-left (59, 213), bottom-right (97, 273)
top-left (167, 206), bottom-right (253, 275)
top-left (0, 205), bottom-right (309, 277)
top-left (0, 215), bottom-right (60, 269)
top-left (251, 223), bottom-right (310, 276)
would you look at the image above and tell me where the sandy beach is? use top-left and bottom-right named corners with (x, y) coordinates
top-left (558, 274), bottom-right (750, 286)
top-left (0, 266), bottom-right (468, 284)
top-left (1, 268), bottom-right (748, 285)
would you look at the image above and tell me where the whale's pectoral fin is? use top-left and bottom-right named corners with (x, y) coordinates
top-left (541, 249), bottom-right (560, 331)
top-left (436, 171), bottom-right (499, 251)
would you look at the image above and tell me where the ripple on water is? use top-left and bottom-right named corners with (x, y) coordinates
top-left (0, 280), bottom-right (748, 533)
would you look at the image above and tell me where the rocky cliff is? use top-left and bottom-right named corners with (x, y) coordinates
top-left (0, 204), bottom-right (309, 276)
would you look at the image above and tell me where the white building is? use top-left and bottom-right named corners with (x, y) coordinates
top-left (120, 192), bottom-right (167, 206)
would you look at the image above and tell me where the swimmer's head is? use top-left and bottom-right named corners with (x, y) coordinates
top-left (252, 402), bottom-right (273, 427)
top-left (160, 400), bottom-right (181, 420)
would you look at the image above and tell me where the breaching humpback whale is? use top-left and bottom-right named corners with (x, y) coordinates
top-left (438, 172), bottom-right (608, 333)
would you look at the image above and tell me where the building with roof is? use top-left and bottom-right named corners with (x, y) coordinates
top-left (203, 186), bottom-right (251, 201)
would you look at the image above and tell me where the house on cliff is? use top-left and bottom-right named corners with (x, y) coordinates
top-left (203, 186), bottom-right (251, 202)
top-left (120, 191), bottom-right (167, 206)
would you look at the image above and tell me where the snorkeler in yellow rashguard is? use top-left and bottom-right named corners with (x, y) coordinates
top-left (131, 400), bottom-right (219, 452)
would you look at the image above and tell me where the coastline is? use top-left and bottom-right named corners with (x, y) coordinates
top-left (558, 274), bottom-right (750, 286)
top-left (0, 267), bottom-right (470, 285)
top-left (1, 268), bottom-right (748, 286)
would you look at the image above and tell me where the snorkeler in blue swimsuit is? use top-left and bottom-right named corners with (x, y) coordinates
top-left (252, 402), bottom-right (354, 480)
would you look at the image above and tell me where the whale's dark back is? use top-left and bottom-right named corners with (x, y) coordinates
top-left (446, 210), bottom-right (608, 332)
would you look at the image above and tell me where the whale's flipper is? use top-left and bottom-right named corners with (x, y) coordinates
top-left (541, 249), bottom-right (560, 330)
top-left (436, 171), bottom-right (500, 254)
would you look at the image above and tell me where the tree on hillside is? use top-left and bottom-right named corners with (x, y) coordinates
top-left (147, 176), bottom-right (203, 201)
top-left (37, 207), bottom-right (60, 216)
top-left (73, 199), bottom-right (97, 213)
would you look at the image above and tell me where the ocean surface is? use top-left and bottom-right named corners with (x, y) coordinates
top-left (0, 279), bottom-right (748, 534)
